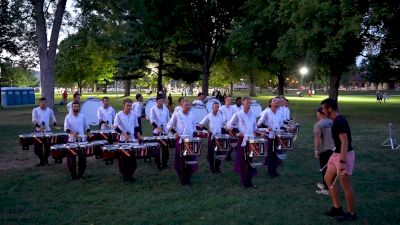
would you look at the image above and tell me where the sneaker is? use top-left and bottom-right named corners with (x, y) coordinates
top-left (316, 189), bottom-right (330, 196)
top-left (326, 207), bottom-right (344, 218)
top-left (317, 183), bottom-right (326, 190)
top-left (338, 212), bottom-right (357, 222)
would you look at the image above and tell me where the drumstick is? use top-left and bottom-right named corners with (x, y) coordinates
top-left (68, 149), bottom-right (77, 156)
top-left (120, 149), bottom-right (131, 157)
top-left (329, 170), bottom-right (339, 189)
top-left (319, 163), bottom-right (328, 172)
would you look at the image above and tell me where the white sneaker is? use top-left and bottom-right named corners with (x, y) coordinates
top-left (317, 183), bottom-right (326, 190)
top-left (316, 189), bottom-right (330, 196)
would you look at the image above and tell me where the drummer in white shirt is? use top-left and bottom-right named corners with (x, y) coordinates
top-left (166, 101), bottom-right (197, 185)
top-left (219, 96), bottom-right (236, 161)
top-left (114, 98), bottom-right (144, 182)
top-left (257, 98), bottom-right (284, 179)
top-left (173, 97), bottom-right (185, 115)
top-left (132, 94), bottom-right (144, 135)
top-left (64, 101), bottom-right (91, 180)
top-left (232, 97), bottom-right (242, 113)
top-left (149, 96), bottom-right (171, 169)
top-left (32, 97), bottom-right (57, 166)
top-left (66, 92), bottom-right (80, 114)
top-left (97, 96), bottom-right (115, 130)
top-left (192, 92), bottom-right (205, 105)
top-left (198, 102), bottom-right (224, 173)
top-left (227, 96), bottom-right (258, 188)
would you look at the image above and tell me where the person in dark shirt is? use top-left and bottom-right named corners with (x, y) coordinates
top-left (320, 98), bottom-right (356, 222)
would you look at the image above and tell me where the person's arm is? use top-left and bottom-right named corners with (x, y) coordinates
top-left (32, 109), bottom-right (40, 128)
top-left (198, 114), bottom-right (209, 129)
top-left (339, 133), bottom-right (348, 162)
top-left (50, 109), bottom-right (57, 126)
top-left (313, 126), bottom-right (322, 159)
top-left (226, 113), bottom-right (238, 130)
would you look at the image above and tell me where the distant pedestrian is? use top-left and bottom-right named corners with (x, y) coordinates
top-left (383, 92), bottom-right (388, 103)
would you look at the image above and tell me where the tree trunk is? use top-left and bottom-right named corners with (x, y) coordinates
top-left (249, 73), bottom-right (256, 97)
top-left (229, 82), bottom-right (233, 96)
top-left (157, 47), bottom-right (164, 94)
top-left (123, 80), bottom-right (131, 97)
top-left (201, 55), bottom-right (210, 96)
top-left (277, 74), bottom-right (285, 96)
top-left (32, 0), bottom-right (67, 109)
top-left (329, 63), bottom-right (342, 100)
top-left (93, 83), bottom-right (97, 92)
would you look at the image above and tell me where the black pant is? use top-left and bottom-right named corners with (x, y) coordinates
top-left (319, 150), bottom-right (333, 188)
top-left (67, 153), bottom-right (86, 178)
top-left (34, 143), bottom-right (50, 164)
top-left (118, 157), bottom-right (137, 179)
top-left (267, 139), bottom-right (278, 176)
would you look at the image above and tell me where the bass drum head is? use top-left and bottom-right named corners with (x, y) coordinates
top-left (81, 97), bottom-right (103, 126)
top-left (205, 98), bottom-right (221, 113)
top-left (190, 105), bottom-right (208, 125)
top-left (250, 100), bottom-right (262, 118)
top-left (144, 97), bottom-right (167, 119)
top-left (144, 97), bottom-right (156, 119)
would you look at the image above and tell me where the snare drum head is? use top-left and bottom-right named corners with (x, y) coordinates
top-left (92, 140), bottom-right (108, 145)
top-left (250, 100), bottom-right (262, 118)
top-left (183, 137), bottom-right (202, 142)
top-left (20, 133), bottom-right (34, 138)
top-left (81, 98), bottom-right (103, 126)
top-left (51, 144), bottom-right (67, 150)
top-left (275, 132), bottom-right (294, 138)
top-left (249, 137), bottom-right (266, 143)
top-left (213, 134), bottom-right (230, 140)
top-left (205, 98), bottom-right (221, 113)
top-left (190, 105), bottom-right (208, 124)
top-left (145, 142), bottom-right (160, 147)
top-left (102, 145), bottom-right (119, 151)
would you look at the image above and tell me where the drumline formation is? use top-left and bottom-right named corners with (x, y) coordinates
top-left (19, 94), bottom-right (299, 187)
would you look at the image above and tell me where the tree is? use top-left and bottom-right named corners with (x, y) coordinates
top-left (31, 0), bottom-right (68, 108)
top-left (175, 0), bottom-right (244, 96)
top-left (0, 62), bottom-right (39, 87)
top-left (0, 0), bottom-right (37, 66)
top-left (276, 0), bottom-right (368, 99)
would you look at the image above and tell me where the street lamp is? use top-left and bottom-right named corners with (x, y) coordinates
top-left (299, 66), bottom-right (309, 91)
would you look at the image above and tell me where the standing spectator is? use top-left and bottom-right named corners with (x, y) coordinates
top-left (383, 92), bottom-right (388, 103)
top-left (167, 93), bottom-right (173, 113)
top-left (61, 90), bottom-right (68, 105)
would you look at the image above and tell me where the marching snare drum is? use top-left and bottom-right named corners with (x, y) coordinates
top-left (91, 140), bottom-right (109, 159)
top-left (66, 142), bottom-right (93, 157)
top-left (50, 144), bottom-right (67, 163)
top-left (156, 135), bottom-right (169, 147)
top-left (213, 134), bottom-right (230, 160)
top-left (132, 144), bottom-right (148, 159)
top-left (182, 137), bottom-right (202, 156)
top-left (33, 132), bottom-right (53, 145)
top-left (44, 133), bottom-right (59, 145)
top-left (247, 137), bottom-right (267, 168)
top-left (56, 133), bottom-right (69, 144)
top-left (167, 135), bottom-right (176, 148)
top-left (143, 136), bottom-right (157, 143)
top-left (247, 137), bottom-right (267, 157)
top-left (274, 132), bottom-right (294, 151)
top-left (213, 134), bottom-right (230, 151)
top-left (193, 130), bottom-right (208, 139)
top-left (91, 130), bottom-right (119, 143)
top-left (145, 142), bottom-right (161, 158)
top-left (19, 133), bottom-right (34, 150)
top-left (102, 145), bottom-right (119, 164)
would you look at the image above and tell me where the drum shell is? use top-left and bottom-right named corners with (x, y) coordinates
top-left (167, 136), bottom-right (176, 148)
top-left (132, 145), bottom-right (148, 158)
top-left (182, 137), bottom-right (202, 155)
top-left (145, 142), bottom-right (161, 157)
top-left (193, 130), bottom-right (208, 139)
top-left (274, 133), bottom-right (294, 150)
top-left (57, 133), bottom-right (69, 144)
top-left (51, 144), bottom-right (67, 159)
top-left (247, 138), bottom-right (267, 156)
top-left (19, 134), bottom-right (34, 148)
top-left (66, 142), bottom-right (93, 157)
top-left (213, 134), bottom-right (230, 151)
top-left (91, 140), bottom-right (108, 157)
top-left (102, 145), bottom-right (119, 160)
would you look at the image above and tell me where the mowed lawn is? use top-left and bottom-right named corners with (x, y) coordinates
top-left (1, 93), bottom-right (400, 225)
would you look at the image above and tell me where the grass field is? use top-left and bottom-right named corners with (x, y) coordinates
top-left (1, 92), bottom-right (400, 225)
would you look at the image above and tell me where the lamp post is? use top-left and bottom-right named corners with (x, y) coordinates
top-left (299, 66), bottom-right (309, 91)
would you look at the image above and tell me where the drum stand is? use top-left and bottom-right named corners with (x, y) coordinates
top-left (382, 123), bottom-right (400, 150)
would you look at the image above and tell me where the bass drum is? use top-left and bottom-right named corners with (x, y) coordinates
top-left (205, 97), bottom-right (221, 113)
top-left (81, 97), bottom-right (103, 126)
top-left (250, 100), bottom-right (263, 118)
top-left (190, 104), bottom-right (208, 125)
top-left (144, 97), bottom-right (167, 119)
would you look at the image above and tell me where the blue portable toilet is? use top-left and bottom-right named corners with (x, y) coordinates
top-left (13, 89), bottom-right (22, 105)
top-left (2, 88), bottom-right (15, 106)
top-left (28, 89), bottom-right (35, 104)
top-left (21, 89), bottom-right (29, 104)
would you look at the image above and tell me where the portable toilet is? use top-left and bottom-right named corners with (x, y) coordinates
top-left (21, 89), bottom-right (29, 104)
top-left (13, 89), bottom-right (22, 105)
top-left (1, 88), bottom-right (15, 106)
